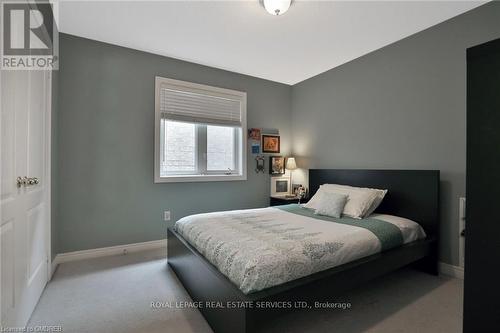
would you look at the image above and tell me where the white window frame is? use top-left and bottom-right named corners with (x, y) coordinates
top-left (154, 77), bottom-right (247, 183)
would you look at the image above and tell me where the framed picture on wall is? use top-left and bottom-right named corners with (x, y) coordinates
top-left (262, 135), bottom-right (280, 153)
top-left (248, 128), bottom-right (261, 141)
top-left (271, 176), bottom-right (291, 197)
top-left (269, 156), bottom-right (285, 175)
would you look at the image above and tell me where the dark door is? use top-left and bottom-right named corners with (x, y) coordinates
top-left (464, 37), bottom-right (500, 332)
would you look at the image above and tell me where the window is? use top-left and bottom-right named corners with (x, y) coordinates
top-left (155, 77), bottom-right (247, 182)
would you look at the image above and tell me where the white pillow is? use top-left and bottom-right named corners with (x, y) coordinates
top-left (364, 189), bottom-right (387, 217)
top-left (303, 187), bottom-right (326, 210)
top-left (314, 192), bottom-right (348, 218)
top-left (324, 184), bottom-right (387, 217)
top-left (305, 184), bottom-right (387, 219)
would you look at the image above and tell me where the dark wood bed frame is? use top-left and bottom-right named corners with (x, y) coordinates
top-left (167, 169), bottom-right (440, 333)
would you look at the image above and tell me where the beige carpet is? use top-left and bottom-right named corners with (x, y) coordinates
top-left (28, 249), bottom-right (463, 333)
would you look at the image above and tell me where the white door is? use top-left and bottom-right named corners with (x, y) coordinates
top-left (1, 67), bottom-right (52, 327)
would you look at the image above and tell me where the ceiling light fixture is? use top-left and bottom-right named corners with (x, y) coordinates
top-left (262, 0), bottom-right (292, 16)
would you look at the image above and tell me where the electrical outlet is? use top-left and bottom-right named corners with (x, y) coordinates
top-left (164, 210), bottom-right (171, 221)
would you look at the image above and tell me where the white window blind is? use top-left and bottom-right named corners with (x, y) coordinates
top-left (159, 83), bottom-right (243, 127)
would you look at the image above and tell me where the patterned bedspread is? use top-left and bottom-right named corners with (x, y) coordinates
top-left (174, 204), bottom-right (426, 294)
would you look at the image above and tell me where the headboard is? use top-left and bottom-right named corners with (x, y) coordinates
top-left (309, 169), bottom-right (440, 237)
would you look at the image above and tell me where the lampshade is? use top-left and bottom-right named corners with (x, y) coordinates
top-left (286, 157), bottom-right (297, 170)
top-left (263, 0), bottom-right (292, 16)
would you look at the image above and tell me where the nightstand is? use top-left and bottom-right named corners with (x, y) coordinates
top-left (270, 196), bottom-right (309, 206)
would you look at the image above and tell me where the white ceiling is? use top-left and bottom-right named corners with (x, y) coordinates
top-left (58, 1), bottom-right (485, 85)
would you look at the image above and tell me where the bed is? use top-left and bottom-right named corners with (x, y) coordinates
top-left (167, 169), bottom-right (440, 333)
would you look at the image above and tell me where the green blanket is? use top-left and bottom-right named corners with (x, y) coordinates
top-left (276, 204), bottom-right (404, 251)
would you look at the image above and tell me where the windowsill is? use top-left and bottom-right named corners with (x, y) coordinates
top-left (155, 173), bottom-right (247, 183)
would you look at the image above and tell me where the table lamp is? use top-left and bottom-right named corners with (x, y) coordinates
top-left (286, 157), bottom-right (297, 195)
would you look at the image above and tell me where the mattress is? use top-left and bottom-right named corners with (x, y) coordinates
top-left (174, 204), bottom-right (426, 294)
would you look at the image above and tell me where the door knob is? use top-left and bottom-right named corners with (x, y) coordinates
top-left (27, 177), bottom-right (39, 185)
top-left (16, 176), bottom-right (39, 187)
top-left (16, 176), bottom-right (26, 187)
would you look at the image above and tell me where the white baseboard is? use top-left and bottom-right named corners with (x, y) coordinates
top-left (51, 239), bottom-right (167, 278)
top-left (439, 262), bottom-right (464, 279)
top-left (50, 259), bottom-right (58, 279)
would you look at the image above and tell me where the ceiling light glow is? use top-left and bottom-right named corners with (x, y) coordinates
top-left (263, 0), bottom-right (292, 16)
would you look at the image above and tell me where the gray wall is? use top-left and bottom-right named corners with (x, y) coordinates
top-left (291, 2), bottom-right (500, 266)
top-left (56, 34), bottom-right (291, 253)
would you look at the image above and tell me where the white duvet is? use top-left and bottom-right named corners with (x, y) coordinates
top-left (174, 206), bottom-right (426, 294)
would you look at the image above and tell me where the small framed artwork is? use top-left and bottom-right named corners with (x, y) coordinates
top-left (248, 128), bottom-right (261, 141)
top-left (271, 176), bottom-right (290, 196)
top-left (262, 135), bottom-right (280, 153)
top-left (255, 155), bottom-right (265, 173)
top-left (292, 184), bottom-right (302, 196)
top-left (251, 142), bottom-right (260, 154)
top-left (269, 156), bottom-right (285, 175)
